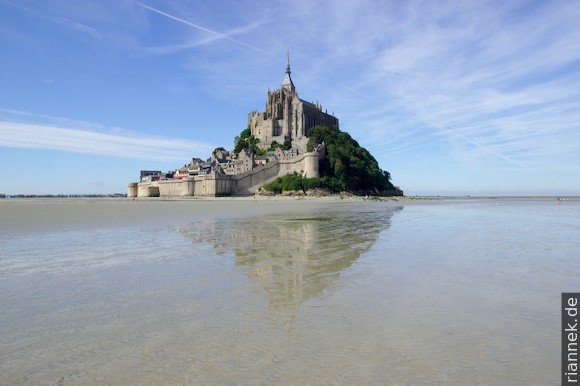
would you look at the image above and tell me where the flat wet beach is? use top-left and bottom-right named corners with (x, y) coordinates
top-left (0, 198), bottom-right (577, 384)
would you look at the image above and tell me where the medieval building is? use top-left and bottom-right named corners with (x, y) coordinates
top-left (248, 53), bottom-right (339, 152)
top-left (129, 55), bottom-right (335, 198)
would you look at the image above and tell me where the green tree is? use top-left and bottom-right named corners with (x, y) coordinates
top-left (234, 137), bottom-right (248, 153)
top-left (268, 140), bottom-right (280, 151)
top-left (248, 135), bottom-right (260, 154)
top-left (240, 126), bottom-right (251, 139)
top-left (256, 124), bottom-right (402, 196)
top-left (233, 126), bottom-right (255, 154)
top-left (305, 125), bottom-right (398, 193)
top-left (213, 147), bottom-right (226, 155)
top-left (234, 126), bottom-right (253, 153)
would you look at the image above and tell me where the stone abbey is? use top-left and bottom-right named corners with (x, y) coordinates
top-left (128, 55), bottom-right (336, 198)
top-left (248, 53), bottom-right (339, 153)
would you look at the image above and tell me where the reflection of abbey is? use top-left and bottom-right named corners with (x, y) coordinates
top-left (178, 207), bottom-right (401, 310)
top-left (128, 55), bottom-right (338, 197)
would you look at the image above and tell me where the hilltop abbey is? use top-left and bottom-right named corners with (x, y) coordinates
top-left (248, 53), bottom-right (338, 153)
top-left (128, 55), bottom-right (338, 198)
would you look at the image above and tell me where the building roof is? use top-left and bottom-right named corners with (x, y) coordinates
top-left (281, 49), bottom-right (294, 90)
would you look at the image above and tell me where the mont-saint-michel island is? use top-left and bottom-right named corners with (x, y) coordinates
top-left (128, 57), bottom-right (403, 198)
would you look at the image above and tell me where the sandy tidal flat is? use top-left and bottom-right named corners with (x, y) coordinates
top-left (0, 197), bottom-right (578, 384)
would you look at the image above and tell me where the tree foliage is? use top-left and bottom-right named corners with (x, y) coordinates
top-left (242, 124), bottom-right (402, 196)
top-left (268, 140), bottom-right (280, 151)
top-left (261, 172), bottom-right (328, 194)
top-left (303, 125), bottom-right (397, 194)
top-left (212, 147), bottom-right (226, 155)
top-left (267, 139), bottom-right (292, 152)
top-left (234, 126), bottom-right (259, 154)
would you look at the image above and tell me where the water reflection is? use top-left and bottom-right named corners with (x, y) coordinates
top-left (178, 205), bottom-right (402, 311)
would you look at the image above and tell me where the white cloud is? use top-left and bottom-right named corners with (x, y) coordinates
top-left (0, 120), bottom-right (214, 162)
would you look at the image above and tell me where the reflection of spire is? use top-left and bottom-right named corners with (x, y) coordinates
top-left (282, 46), bottom-right (294, 90)
top-left (287, 310), bottom-right (296, 353)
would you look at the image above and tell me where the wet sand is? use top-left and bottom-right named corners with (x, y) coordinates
top-left (1, 194), bottom-right (574, 233)
top-left (1, 197), bottom-right (577, 384)
top-left (0, 197), bottom-right (353, 233)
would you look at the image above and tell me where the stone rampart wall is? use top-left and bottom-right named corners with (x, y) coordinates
top-left (277, 152), bottom-right (319, 179)
top-left (132, 151), bottom-right (319, 197)
top-left (158, 179), bottom-right (195, 197)
top-left (278, 153), bottom-right (305, 176)
top-left (303, 152), bottom-right (319, 179)
top-left (127, 183), bottom-right (138, 198)
top-left (137, 182), bottom-right (160, 197)
top-left (193, 175), bottom-right (234, 197)
top-left (234, 160), bottom-right (280, 195)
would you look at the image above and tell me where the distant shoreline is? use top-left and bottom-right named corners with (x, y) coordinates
top-left (1, 194), bottom-right (578, 202)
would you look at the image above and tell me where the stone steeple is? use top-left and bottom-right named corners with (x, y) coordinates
top-left (281, 48), bottom-right (294, 91)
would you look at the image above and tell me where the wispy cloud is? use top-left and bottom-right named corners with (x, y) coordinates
top-left (0, 111), bottom-right (214, 162)
top-left (1, 0), bottom-right (102, 40)
top-left (136, 2), bottom-right (270, 55)
top-left (139, 20), bottom-right (266, 56)
top-left (53, 16), bottom-right (101, 40)
top-left (293, 0), bottom-right (580, 172)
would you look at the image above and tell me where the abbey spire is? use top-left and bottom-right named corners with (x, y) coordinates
top-left (281, 48), bottom-right (295, 91)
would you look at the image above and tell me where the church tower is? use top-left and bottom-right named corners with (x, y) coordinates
top-left (281, 49), bottom-right (295, 92)
top-left (280, 49), bottom-right (296, 140)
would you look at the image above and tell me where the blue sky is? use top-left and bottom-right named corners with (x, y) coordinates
top-left (1, 0), bottom-right (579, 196)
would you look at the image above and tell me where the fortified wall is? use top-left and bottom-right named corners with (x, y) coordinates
top-left (128, 150), bottom-right (320, 198)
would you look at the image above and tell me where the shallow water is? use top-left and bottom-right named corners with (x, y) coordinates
top-left (0, 198), bottom-right (578, 384)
